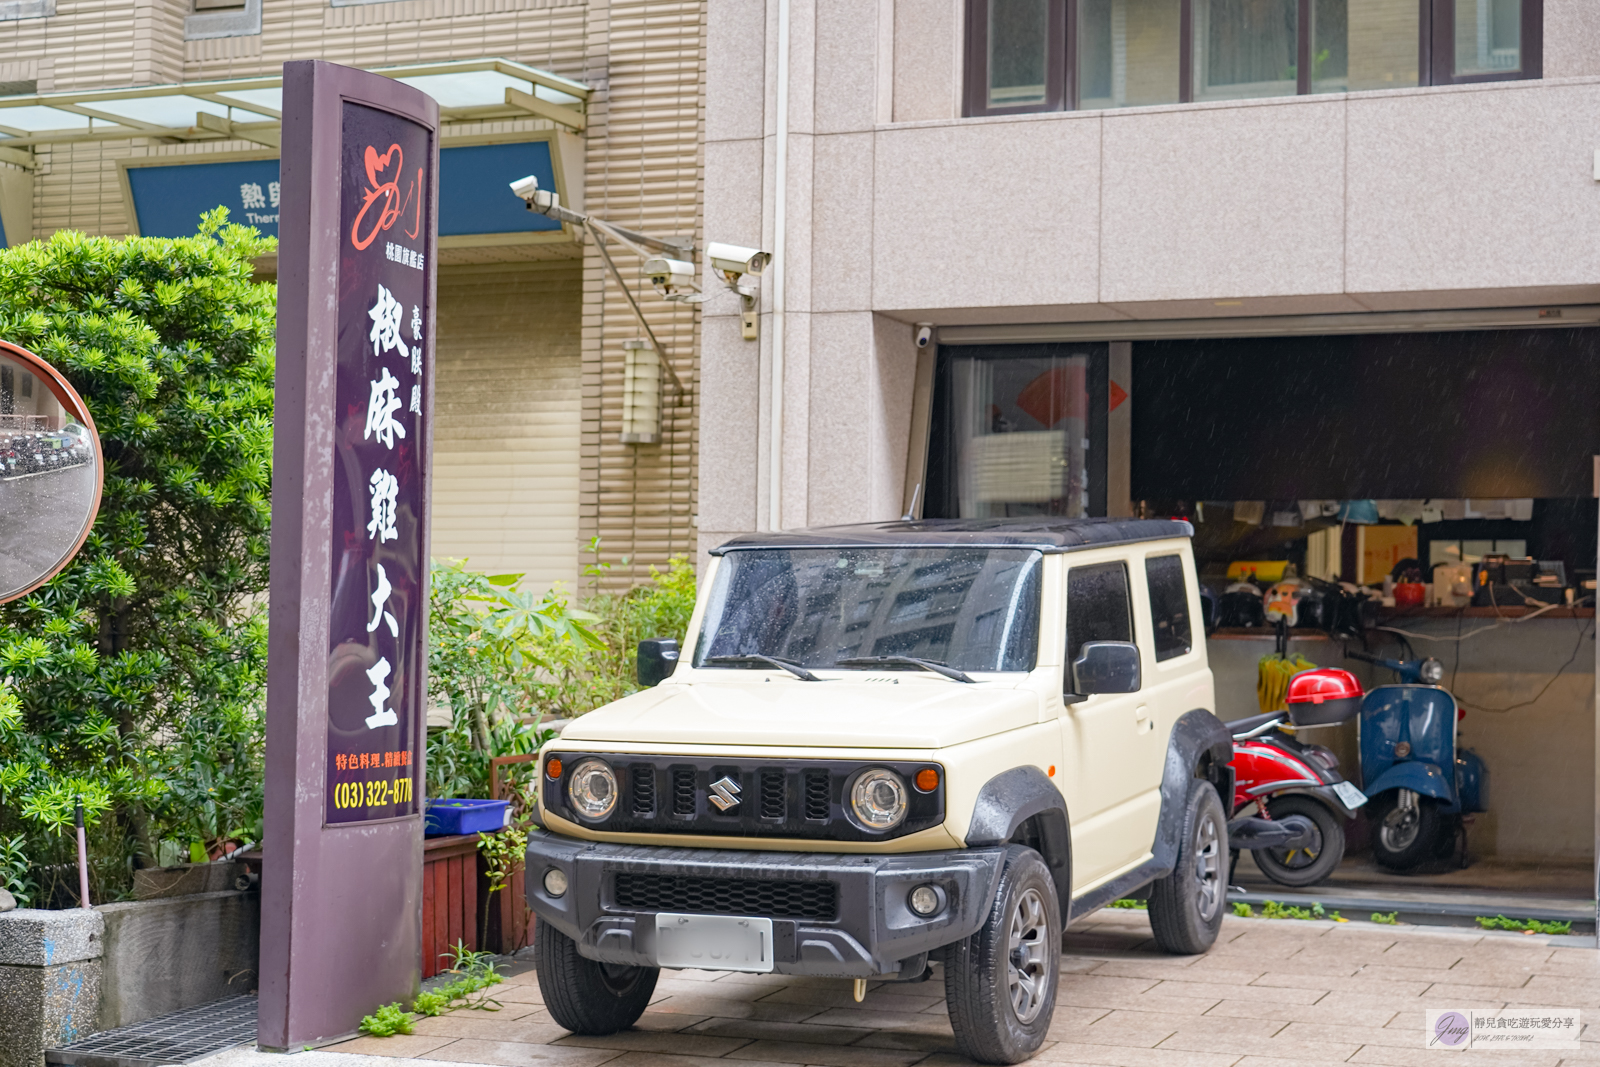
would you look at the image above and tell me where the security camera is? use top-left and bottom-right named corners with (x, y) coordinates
top-left (644, 256), bottom-right (696, 288)
top-left (643, 256), bottom-right (701, 302)
top-left (914, 323), bottom-right (934, 349)
top-left (707, 240), bottom-right (770, 341)
top-left (509, 174), bottom-right (565, 216)
top-left (707, 242), bottom-right (771, 280)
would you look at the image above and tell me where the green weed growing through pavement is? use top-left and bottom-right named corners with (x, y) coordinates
top-left (1476, 915), bottom-right (1572, 935)
top-left (358, 1003), bottom-right (414, 1037)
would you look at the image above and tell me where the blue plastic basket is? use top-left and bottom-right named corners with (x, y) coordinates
top-left (423, 798), bottom-right (510, 837)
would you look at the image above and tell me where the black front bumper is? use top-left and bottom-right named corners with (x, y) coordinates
top-left (525, 830), bottom-right (1005, 978)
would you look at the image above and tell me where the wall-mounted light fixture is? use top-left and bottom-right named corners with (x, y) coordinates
top-left (620, 338), bottom-right (662, 444)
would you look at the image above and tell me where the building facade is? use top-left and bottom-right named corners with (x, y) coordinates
top-left (702, 0), bottom-right (1600, 866)
top-left (0, 0), bottom-right (706, 594)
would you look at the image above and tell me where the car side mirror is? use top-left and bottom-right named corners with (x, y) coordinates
top-left (637, 638), bottom-right (680, 687)
top-left (1071, 641), bottom-right (1141, 696)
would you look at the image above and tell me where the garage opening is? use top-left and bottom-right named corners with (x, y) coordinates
top-left (925, 326), bottom-right (1598, 934)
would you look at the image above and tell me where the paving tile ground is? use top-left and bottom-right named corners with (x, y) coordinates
top-left (196, 910), bottom-right (1600, 1067)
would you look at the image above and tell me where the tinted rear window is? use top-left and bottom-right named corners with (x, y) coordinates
top-left (1145, 554), bottom-right (1192, 662)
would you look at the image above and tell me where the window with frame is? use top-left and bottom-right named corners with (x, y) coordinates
top-left (1144, 555), bottom-right (1192, 662)
top-left (964, 0), bottom-right (1541, 115)
top-left (1065, 561), bottom-right (1135, 676)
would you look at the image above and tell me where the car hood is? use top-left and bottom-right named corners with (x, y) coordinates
top-left (559, 676), bottom-right (1039, 749)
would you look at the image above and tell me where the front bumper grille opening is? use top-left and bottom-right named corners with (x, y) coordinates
top-left (631, 765), bottom-right (656, 816)
top-left (613, 872), bottom-right (839, 922)
top-left (671, 768), bottom-right (696, 816)
top-left (760, 769), bottom-right (786, 819)
top-left (804, 770), bottom-right (830, 820)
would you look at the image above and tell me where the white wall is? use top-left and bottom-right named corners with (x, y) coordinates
top-left (702, 0), bottom-right (1600, 550)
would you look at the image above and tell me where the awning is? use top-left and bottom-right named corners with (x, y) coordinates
top-left (0, 57), bottom-right (589, 167)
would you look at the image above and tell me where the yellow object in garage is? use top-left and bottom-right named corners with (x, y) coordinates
top-left (1258, 653), bottom-right (1316, 714)
top-left (1227, 560), bottom-right (1290, 583)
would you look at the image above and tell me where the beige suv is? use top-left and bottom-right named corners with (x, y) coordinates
top-left (526, 518), bottom-right (1234, 1064)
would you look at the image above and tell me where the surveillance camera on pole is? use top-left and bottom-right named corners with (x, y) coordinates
top-left (509, 174), bottom-right (585, 226)
top-left (643, 256), bottom-right (702, 303)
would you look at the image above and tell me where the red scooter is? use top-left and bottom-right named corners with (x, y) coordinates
top-left (1225, 668), bottom-right (1369, 887)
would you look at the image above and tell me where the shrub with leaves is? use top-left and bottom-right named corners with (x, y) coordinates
top-left (0, 212), bottom-right (274, 901)
top-left (533, 541), bottom-right (697, 718)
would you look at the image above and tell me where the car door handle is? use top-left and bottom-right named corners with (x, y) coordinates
top-left (1134, 705), bottom-right (1149, 722)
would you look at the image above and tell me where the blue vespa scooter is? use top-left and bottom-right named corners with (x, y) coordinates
top-left (1344, 649), bottom-right (1488, 871)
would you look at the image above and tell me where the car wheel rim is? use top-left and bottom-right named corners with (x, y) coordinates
top-left (1193, 810), bottom-right (1222, 922)
top-left (1006, 886), bottom-right (1050, 1024)
top-left (1381, 805), bottom-right (1421, 852)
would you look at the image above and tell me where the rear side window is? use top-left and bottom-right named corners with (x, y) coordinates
top-left (1146, 554), bottom-right (1192, 662)
top-left (1065, 562), bottom-right (1133, 669)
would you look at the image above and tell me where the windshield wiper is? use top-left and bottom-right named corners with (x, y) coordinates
top-left (836, 655), bottom-right (975, 683)
top-left (704, 654), bottom-right (821, 681)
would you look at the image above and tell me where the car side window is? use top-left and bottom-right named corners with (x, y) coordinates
top-left (1065, 561), bottom-right (1134, 673)
top-left (1145, 554), bottom-right (1193, 662)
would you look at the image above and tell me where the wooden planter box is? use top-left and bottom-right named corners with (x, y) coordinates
top-left (421, 835), bottom-right (479, 978)
top-left (420, 832), bottom-right (534, 978)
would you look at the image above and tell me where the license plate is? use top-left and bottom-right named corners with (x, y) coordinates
top-left (1333, 781), bottom-right (1368, 809)
top-left (654, 913), bottom-right (774, 973)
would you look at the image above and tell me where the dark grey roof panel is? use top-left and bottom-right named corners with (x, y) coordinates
top-left (709, 518), bottom-right (1194, 555)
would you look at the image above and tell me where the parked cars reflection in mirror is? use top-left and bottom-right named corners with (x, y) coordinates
top-left (0, 342), bottom-right (103, 604)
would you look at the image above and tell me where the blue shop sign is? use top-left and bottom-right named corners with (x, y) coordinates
top-left (122, 140), bottom-right (563, 241)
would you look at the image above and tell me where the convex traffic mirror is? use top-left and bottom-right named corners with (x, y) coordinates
top-left (0, 340), bottom-right (103, 604)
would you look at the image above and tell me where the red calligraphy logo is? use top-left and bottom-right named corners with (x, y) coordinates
top-left (350, 144), bottom-right (424, 250)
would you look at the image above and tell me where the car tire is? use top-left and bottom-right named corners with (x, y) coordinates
top-left (1252, 794), bottom-right (1345, 888)
top-left (945, 844), bottom-right (1061, 1065)
top-left (1370, 789), bottom-right (1445, 872)
top-left (535, 920), bottom-right (659, 1035)
top-left (1148, 778), bottom-right (1227, 955)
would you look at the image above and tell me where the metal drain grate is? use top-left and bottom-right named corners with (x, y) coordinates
top-left (46, 995), bottom-right (256, 1067)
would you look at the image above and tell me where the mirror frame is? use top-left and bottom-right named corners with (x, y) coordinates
top-left (0, 339), bottom-right (105, 606)
top-left (1070, 640), bottom-right (1142, 696)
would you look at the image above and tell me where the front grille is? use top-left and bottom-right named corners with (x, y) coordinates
top-left (760, 769), bottom-right (786, 819)
top-left (614, 872), bottom-right (838, 922)
top-left (548, 754), bottom-right (944, 842)
top-left (632, 766), bottom-right (656, 815)
top-left (804, 770), bottom-right (830, 820)
top-left (672, 768), bottom-right (696, 816)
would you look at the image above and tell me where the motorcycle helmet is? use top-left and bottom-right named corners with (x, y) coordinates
top-left (1217, 582), bottom-right (1265, 628)
top-left (1263, 580), bottom-right (1308, 627)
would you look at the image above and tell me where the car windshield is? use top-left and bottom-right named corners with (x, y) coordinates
top-left (693, 546), bottom-right (1043, 673)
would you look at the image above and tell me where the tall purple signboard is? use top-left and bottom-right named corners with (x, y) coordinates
top-left (327, 103), bottom-right (431, 825)
top-left (262, 61), bottom-right (437, 1050)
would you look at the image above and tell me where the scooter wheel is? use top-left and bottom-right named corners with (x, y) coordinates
top-left (1251, 795), bottom-right (1344, 888)
top-left (1370, 790), bottom-right (1445, 872)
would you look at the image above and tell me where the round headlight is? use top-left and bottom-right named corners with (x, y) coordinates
top-left (850, 769), bottom-right (908, 831)
top-left (1419, 658), bottom-right (1444, 684)
top-left (543, 868), bottom-right (569, 897)
top-left (568, 758), bottom-right (618, 820)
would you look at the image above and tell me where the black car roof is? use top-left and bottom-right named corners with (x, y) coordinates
top-left (710, 517), bottom-right (1193, 555)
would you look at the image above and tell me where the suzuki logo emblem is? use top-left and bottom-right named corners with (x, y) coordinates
top-left (708, 775), bottom-right (742, 812)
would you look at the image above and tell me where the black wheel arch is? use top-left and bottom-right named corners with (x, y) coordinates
top-left (965, 765), bottom-right (1072, 920)
top-left (965, 711), bottom-right (1232, 925)
top-left (1153, 709), bottom-right (1234, 871)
